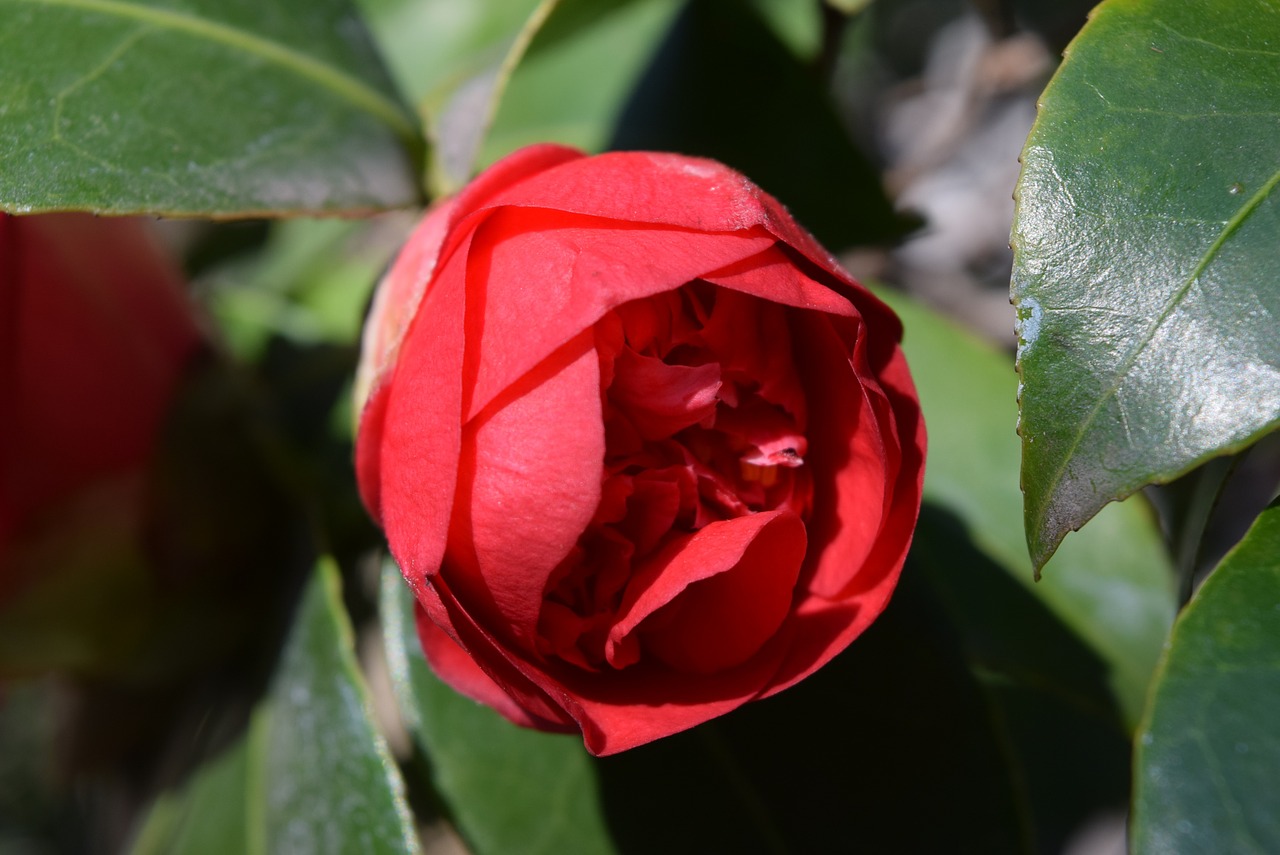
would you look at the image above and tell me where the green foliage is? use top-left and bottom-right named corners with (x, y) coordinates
top-left (129, 559), bottom-right (418, 855)
top-left (0, 0), bottom-right (422, 215)
top-left (1011, 0), bottom-right (1280, 569)
top-left (879, 288), bottom-right (1173, 728)
top-left (1132, 500), bottom-right (1280, 854)
top-left (4, 0), bottom-right (1276, 851)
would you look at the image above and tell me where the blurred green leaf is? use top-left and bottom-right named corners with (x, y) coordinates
top-left (131, 558), bottom-right (418, 855)
top-left (129, 738), bottom-right (252, 855)
top-left (876, 286), bottom-right (1174, 728)
top-left (0, 682), bottom-right (84, 851)
top-left (355, 0), bottom-right (544, 194)
top-left (356, 0), bottom-right (541, 111)
top-left (744, 0), bottom-right (821, 61)
top-left (0, 0), bottom-right (422, 216)
top-left (605, 0), bottom-right (910, 248)
top-left (1132, 500), bottom-right (1280, 854)
top-left (199, 216), bottom-right (410, 360)
top-left (480, 0), bottom-right (683, 167)
top-left (1010, 0), bottom-right (1280, 569)
top-left (825, 0), bottom-right (872, 14)
top-left (381, 560), bottom-right (616, 855)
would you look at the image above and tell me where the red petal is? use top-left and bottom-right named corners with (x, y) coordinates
top-left (609, 347), bottom-right (721, 441)
top-left (463, 208), bottom-right (773, 419)
top-left (609, 510), bottom-right (805, 674)
top-left (448, 333), bottom-right (605, 646)
top-left (701, 244), bottom-right (856, 316)
top-left (762, 341), bottom-right (926, 699)
top-left (414, 579), bottom-right (574, 730)
top-left (355, 196), bottom-right (459, 436)
top-left (374, 234), bottom-right (472, 605)
top-left (357, 145), bottom-right (584, 520)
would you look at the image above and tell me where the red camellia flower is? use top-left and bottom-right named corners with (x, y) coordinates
top-left (355, 145), bottom-right (926, 755)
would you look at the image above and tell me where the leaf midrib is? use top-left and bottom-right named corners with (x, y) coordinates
top-left (1029, 164), bottom-right (1280, 563)
top-left (9, 0), bottom-right (417, 142)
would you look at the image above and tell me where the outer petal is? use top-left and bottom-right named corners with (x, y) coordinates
top-left (700, 245), bottom-right (856, 317)
top-left (463, 208), bottom-right (773, 418)
top-left (555, 639), bottom-right (792, 756)
top-left (415, 578), bottom-right (575, 731)
top-left (763, 341), bottom-right (926, 698)
top-left (356, 143), bottom-right (583, 521)
top-left (472, 149), bottom-right (902, 326)
top-left (374, 233), bottom-right (471, 604)
top-left (794, 312), bottom-right (894, 598)
top-left (447, 333), bottom-right (604, 647)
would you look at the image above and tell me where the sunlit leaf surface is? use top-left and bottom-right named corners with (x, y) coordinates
top-left (1011, 0), bottom-right (1280, 568)
top-left (0, 0), bottom-right (422, 215)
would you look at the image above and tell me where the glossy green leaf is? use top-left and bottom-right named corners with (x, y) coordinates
top-left (1132, 500), bottom-right (1280, 854)
top-left (876, 286), bottom-right (1174, 728)
top-left (132, 559), bottom-right (418, 854)
top-left (380, 561), bottom-right (616, 855)
top-left (1010, 0), bottom-right (1280, 569)
top-left (0, 0), bottom-right (422, 216)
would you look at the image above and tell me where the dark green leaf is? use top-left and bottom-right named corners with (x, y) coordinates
top-left (1010, 0), bottom-right (1280, 568)
top-left (597, 568), bottom-right (1034, 855)
top-left (1132, 500), bottom-right (1280, 854)
top-left (0, 0), bottom-right (422, 216)
top-left (380, 561), bottom-right (616, 855)
top-left (383, 553), bottom-right (1035, 854)
top-left (254, 557), bottom-right (418, 854)
top-left (876, 286), bottom-right (1173, 728)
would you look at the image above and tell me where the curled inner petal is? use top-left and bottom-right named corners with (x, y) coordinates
top-left (536, 281), bottom-right (815, 671)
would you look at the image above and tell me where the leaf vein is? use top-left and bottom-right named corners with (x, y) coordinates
top-left (9, 0), bottom-right (416, 142)
top-left (1030, 165), bottom-right (1280, 539)
top-left (1153, 19), bottom-right (1280, 58)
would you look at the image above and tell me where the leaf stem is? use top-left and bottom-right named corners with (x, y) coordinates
top-left (1171, 456), bottom-right (1237, 606)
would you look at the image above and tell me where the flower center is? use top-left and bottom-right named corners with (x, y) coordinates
top-left (537, 282), bottom-right (812, 670)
